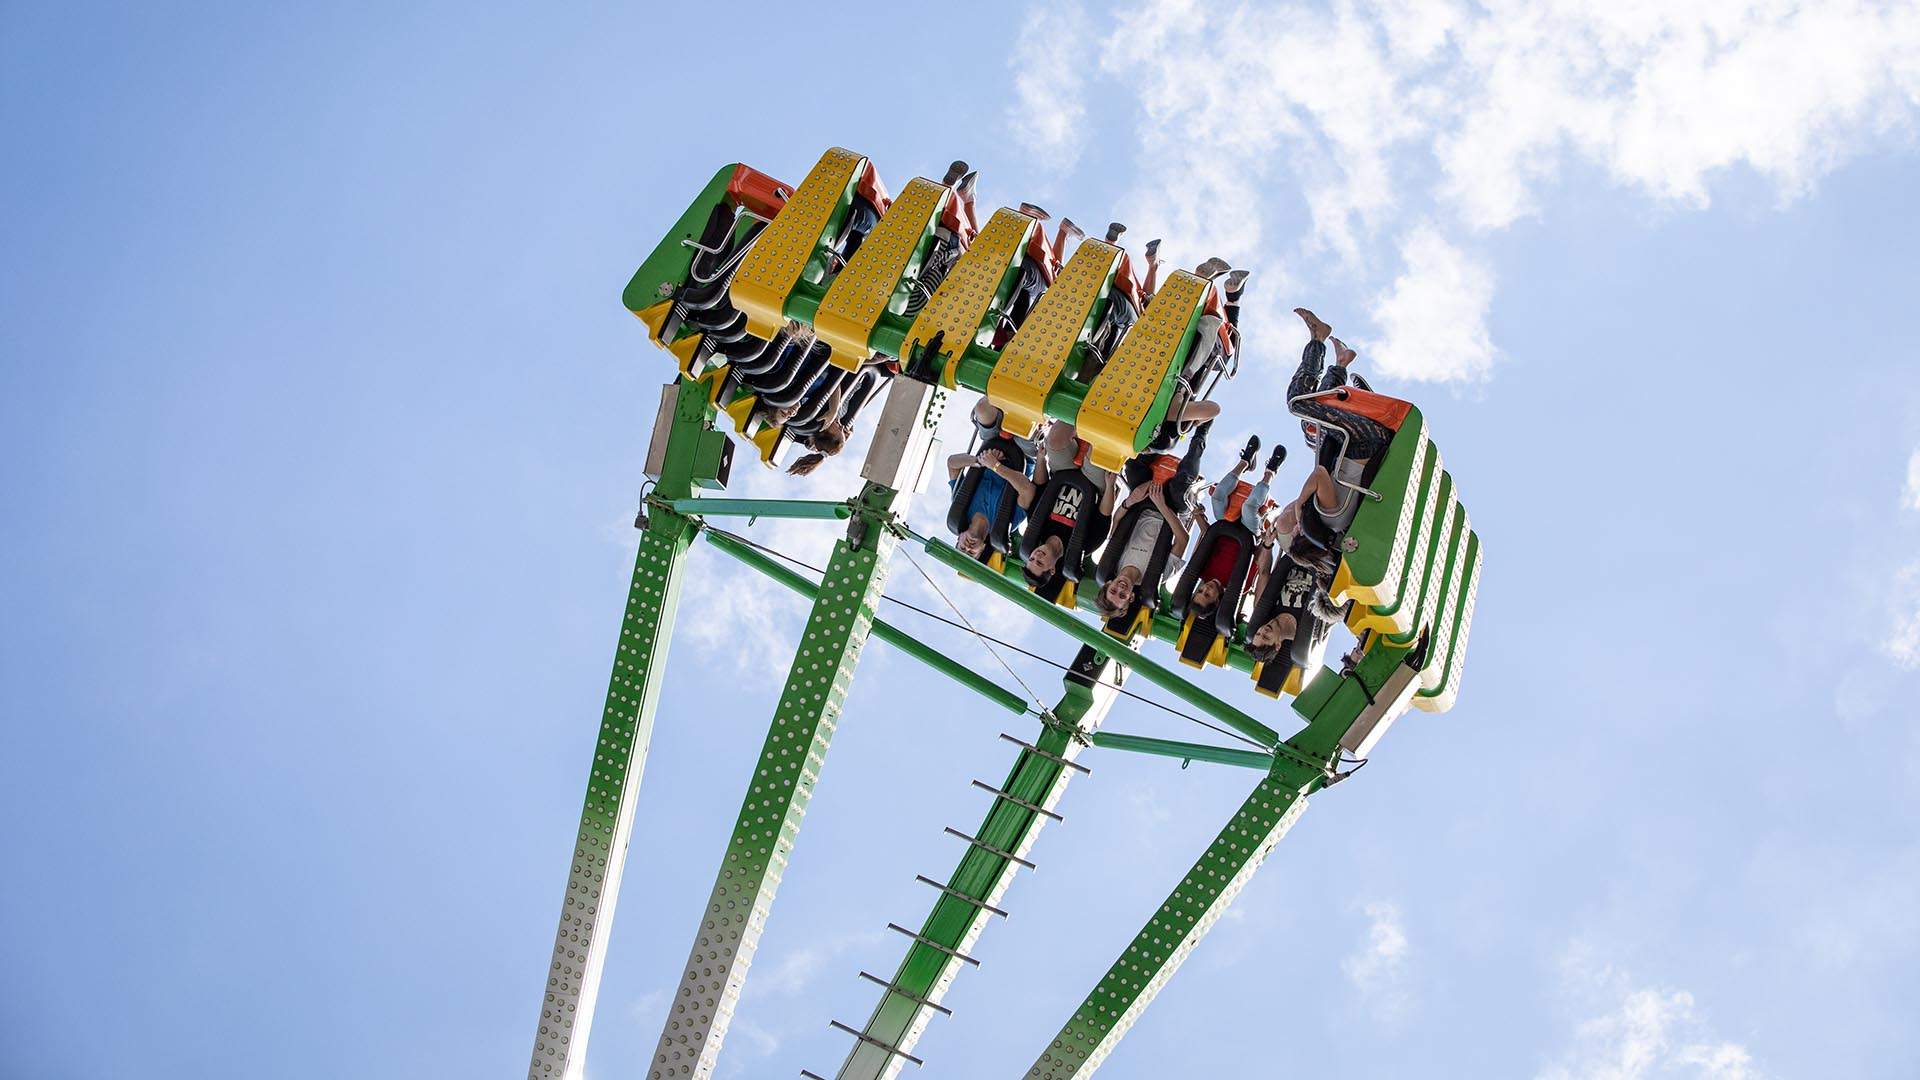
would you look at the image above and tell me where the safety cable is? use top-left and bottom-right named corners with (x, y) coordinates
top-left (898, 544), bottom-right (1057, 727)
top-left (704, 525), bottom-right (1268, 752)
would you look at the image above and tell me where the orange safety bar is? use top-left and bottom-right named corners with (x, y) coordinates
top-left (725, 164), bottom-right (790, 222)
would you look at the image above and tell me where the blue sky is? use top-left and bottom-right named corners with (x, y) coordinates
top-left (4, 2), bottom-right (1919, 1078)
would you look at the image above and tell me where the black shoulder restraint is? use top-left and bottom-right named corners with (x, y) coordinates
top-left (784, 368), bottom-right (850, 436)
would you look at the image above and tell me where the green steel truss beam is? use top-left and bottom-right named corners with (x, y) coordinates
top-left (529, 380), bottom-right (716, 1080)
top-left (649, 480), bottom-right (907, 1080)
top-left (1026, 755), bottom-right (1326, 1079)
top-left (1022, 654), bottom-right (1397, 1078)
top-left (665, 497), bottom-right (852, 521)
top-left (1086, 731), bottom-right (1273, 771)
top-left (836, 647), bottom-right (1130, 1080)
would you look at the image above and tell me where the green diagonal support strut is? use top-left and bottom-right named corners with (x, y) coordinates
top-left (703, 527), bottom-right (1025, 715)
top-left (1026, 755), bottom-right (1326, 1080)
top-left (837, 647), bottom-right (1130, 1080)
top-left (919, 534), bottom-right (1279, 748)
top-left (529, 379), bottom-right (714, 1080)
top-left (650, 480), bottom-right (906, 1080)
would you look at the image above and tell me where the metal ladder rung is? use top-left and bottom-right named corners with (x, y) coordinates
top-left (858, 970), bottom-right (954, 1016)
top-left (998, 732), bottom-right (1091, 774)
top-left (886, 922), bottom-right (982, 967)
top-left (828, 1020), bottom-right (927, 1067)
top-left (972, 779), bottom-right (1064, 821)
top-left (914, 874), bottom-right (1009, 919)
top-left (944, 827), bottom-right (1037, 870)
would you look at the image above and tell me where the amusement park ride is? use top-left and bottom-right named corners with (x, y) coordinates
top-left (526, 148), bottom-right (1483, 1079)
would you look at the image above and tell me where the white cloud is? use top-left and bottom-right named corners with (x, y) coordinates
top-left (1368, 225), bottom-right (1499, 383)
top-left (1538, 948), bottom-right (1763, 1080)
top-left (1884, 561), bottom-right (1920, 670)
top-left (1075, 0), bottom-right (1920, 384)
top-left (1007, 3), bottom-right (1093, 174)
top-left (677, 441), bottom-right (865, 679)
top-left (744, 929), bottom-right (886, 1001)
top-left (1342, 900), bottom-right (1411, 1020)
top-left (1880, 446), bottom-right (1920, 669)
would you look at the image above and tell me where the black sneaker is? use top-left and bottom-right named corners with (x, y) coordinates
top-left (1264, 445), bottom-right (1287, 472)
top-left (1239, 434), bottom-right (1261, 466)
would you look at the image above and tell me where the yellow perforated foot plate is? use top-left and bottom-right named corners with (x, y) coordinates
top-left (729, 147), bottom-right (866, 339)
top-left (816, 177), bottom-right (947, 371)
top-left (986, 238), bottom-right (1120, 437)
top-left (1079, 270), bottom-right (1208, 472)
top-left (904, 208), bottom-right (1037, 387)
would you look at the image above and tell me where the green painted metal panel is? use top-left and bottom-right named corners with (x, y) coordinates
top-left (666, 497), bottom-right (851, 521)
top-left (651, 482), bottom-right (905, 1080)
top-left (1026, 758), bottom-right (1323, 1079)
top-left (1333, 405), bottom-right (1429, 610)
top-left (623, 165), bottom-right (743, 317)
top-left (529, 379), bottom-right (714, 1080)
top-left (1088, 731), bottom-right (1272, 771)
top-left (1364, 442), bottom-right (1444, 631)
top-left (1384, 471), bottom-right (1457, 648)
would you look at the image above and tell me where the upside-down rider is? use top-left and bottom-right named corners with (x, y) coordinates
top-left (945, 401), bottom-right (1034, 563)
top-left (1182, 435), bottom-right (1287, 624)
top-left (1285, 307), bottom-right (1391, 538)
top-left (1093, 421), bottom-right (1226, 619)
top-left (985, 419), bottom-right (1117, 597)
top-left (774, 357), bottom-right (893, 476)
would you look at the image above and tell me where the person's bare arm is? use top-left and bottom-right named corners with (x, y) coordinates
top-left (946, 452), bottom-right (977, 481)
top-left (1149, 485), bottom-right (1190, 553)
top-left (1249, 545), bottom-right (1274, 599)
top-left (1098, 470), bottom-right (1119, 515)
top-left (993, 460), bottom-right (1039, 506)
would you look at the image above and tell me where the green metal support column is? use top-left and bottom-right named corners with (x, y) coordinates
top-left (650, 480), bottom-right (907, 1080)
top-left (836, 647), bottom-right (1129, 1080)
top-left (529, 379), bottom-right (715, 1080)
top-left (1025, 753), bottom-right (1328, 1080)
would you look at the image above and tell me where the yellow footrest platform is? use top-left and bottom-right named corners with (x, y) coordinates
top-left (1078, 270), bottom-right (1209, 472)
top-left (729, 147), bottom-right (867, 340)
top-left (985, 238), bottom-right (1120, 438)
top-left (816, 177), bottom-right (948, 371)
top-left (903, 208), bottom-right (1037, 388)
